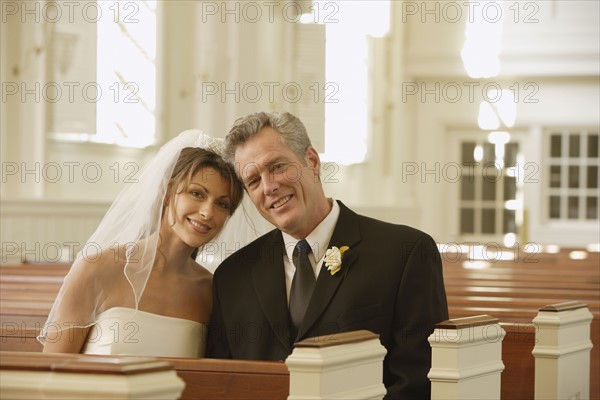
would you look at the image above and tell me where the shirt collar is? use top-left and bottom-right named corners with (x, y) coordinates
top-left (282, 199), bottom-right (340, 263)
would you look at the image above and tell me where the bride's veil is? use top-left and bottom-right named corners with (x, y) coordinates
top-left (38, 129), bottom-right (269, 344)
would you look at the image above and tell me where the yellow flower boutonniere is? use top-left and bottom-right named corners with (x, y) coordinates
top-left (324, 245), bottom-right (350, 276)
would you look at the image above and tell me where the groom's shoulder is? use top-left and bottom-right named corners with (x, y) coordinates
top-left (214, 228), bottom-right (280, 275)
top-left (341, 201), bottom-right (428, 238)
top-left (358, 213), bottom-right (426, 237)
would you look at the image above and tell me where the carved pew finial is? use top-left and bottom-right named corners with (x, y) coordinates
top-left (286, 330), bottom-right (387, 400)
top-left (0, 351), bottom-right (185, 399)
top-left (533, 301), bottom-right (593, 400)
top-left (428, 315), bottom-right (506, 400)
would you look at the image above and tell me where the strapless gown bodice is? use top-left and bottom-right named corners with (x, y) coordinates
top-left (82, 307), bottom-right (206, 358)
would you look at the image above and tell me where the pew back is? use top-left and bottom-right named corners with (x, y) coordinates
top-left (1, 249), bottom-right (598, 399)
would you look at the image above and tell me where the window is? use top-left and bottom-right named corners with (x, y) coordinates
top-left (545, 129), bottom-right (599, 221)
top-left (48, 0), bottom-right (157, 148)
top-left (301, 0), bottom-right (390, 164)
top-left (458, 135), bottom-right (522, 245)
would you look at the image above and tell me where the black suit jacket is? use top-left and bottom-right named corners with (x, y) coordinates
top-left (207, 201), bottom-right (448, 399)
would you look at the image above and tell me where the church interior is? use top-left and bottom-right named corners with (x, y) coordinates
top-left (1, 1), bottom-right (598, 399)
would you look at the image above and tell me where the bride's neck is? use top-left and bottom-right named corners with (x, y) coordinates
top-left (154, 231), bottom-right (195, 273)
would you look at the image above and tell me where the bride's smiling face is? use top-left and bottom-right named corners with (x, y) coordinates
top-left (166, 167), bottom-right (232, 249)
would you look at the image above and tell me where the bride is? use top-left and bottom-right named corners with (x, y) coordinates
top-left (38, 130), bottom-right (261, 358)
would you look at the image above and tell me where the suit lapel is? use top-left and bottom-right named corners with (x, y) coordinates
top-left (251, 230), bottom-right (293, 350)
top-left (298, 201), bottom-right (362, 339)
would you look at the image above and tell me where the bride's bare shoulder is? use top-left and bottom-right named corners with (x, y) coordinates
top-left (69, 244), bottom-right (130, 279)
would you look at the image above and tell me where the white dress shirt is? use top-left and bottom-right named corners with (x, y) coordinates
top-left (282, 199), bottom-right (340, 303)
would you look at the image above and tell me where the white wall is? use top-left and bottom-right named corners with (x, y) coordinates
top-left (1, 0), bottom-right (598, 264)
top-left (399, 0), bottom-right (599, 245)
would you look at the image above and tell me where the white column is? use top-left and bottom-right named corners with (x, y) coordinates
top-left (532, 301), bottom-right (594, 400)
top-left (1, 8), bottom-right (47, 199)
top-left (285, 330), bottom-right (387, 400)
top-left (428, 315), bottom-right (506, 400)
top-left (157, 1), bottom-right (198, 139)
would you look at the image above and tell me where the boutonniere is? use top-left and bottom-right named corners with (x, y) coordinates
top-left (324, 246), bottom-right (350, 275)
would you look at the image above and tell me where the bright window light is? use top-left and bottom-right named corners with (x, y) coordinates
top-left (488, 89), bottom-right (516, 127)
top-left (96, 1), bottom-right (157, 148)
top-left (478, 101), bottom-right (500, 130)
top-left (586, 244), bottom-right (600, 252)
top-left (569, 251), bottom-right (588, 260)
top-left (315, 0), bottom-right (390, 165)
top-left (488, 131), bottom-right (510, 144)
top-left (504, 233), bottom-right (516, 247)
top-left (488, 131), bottom-right (510, 167)
top-left (463, 260), bottom-right (491, 269)
top-left (504, 200), bottom-right (521, 210)
top-left (473, 145), bottom-right (484, 162)
top-left (461, 0), bottom-right (504, 78)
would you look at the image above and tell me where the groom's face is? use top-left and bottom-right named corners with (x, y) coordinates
top-left (234, 127), bottom-right (324, 239)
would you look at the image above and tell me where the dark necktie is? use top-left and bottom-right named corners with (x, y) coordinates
top-left (289, 239), bottom-right (316, 339)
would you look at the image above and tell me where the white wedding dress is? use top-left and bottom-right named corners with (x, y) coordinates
top-left (81, 307), bottom-right (206, 358)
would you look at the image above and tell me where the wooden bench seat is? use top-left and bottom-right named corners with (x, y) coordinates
top-left (164, 357), bottom-right (289, 400)
top-left (444, 277), bottom-right (598, 291)
top-left (1, 250), bottom-right (599, 399)
top-left (500, 322), bottom-right (536, 400)
top-left (0, 323), bottom-right (536, 400)
top-left (0, 351), bottom-right (290, 400)
top-left (447, 293), bottom-right (600, 317)
top-left (446, 285), bottom-right (599, 299)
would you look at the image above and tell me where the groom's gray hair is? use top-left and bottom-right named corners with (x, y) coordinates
top-left (224, 111), bottom-right (312, 166)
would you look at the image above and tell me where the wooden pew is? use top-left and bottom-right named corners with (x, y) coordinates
top-left (0, 263), bottom-right (64, 334)
top-left (2, 251), bottom-right (599, 399)
top-left (1, 331), bottom-right (387, 400)
top-left (500, 323), bottom-right (535, 400)
top-left (0, 318), bottom-right (589, 400)
top-left (163, 358), bottom-right (289, 399)
top-left (1, 325), bottom-right (532, 400)
top-left (0, 326), bottom-right (42, 352)
top-left (0, 351), bottom-right (186, 399)
top-left (441, 249), bottom-right (599, 400)
top-left (0, 351), bottom-right (289, 400)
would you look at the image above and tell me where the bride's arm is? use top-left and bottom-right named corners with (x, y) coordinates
top-left (42, 326), bottom-right (92, 353)
top-left (40, 258), bottom-right (104, 354)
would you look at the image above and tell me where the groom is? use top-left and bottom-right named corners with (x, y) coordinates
top-left (207, 111), bottom-right (448, 399)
